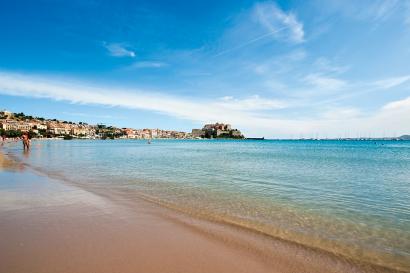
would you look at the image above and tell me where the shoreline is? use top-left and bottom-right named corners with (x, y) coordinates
top-left (0, 149), bottom-right (407, 273)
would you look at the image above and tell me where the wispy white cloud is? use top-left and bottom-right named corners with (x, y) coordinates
top-left (251, 49), bottom-right (306, 76)
top-left (320, 107), bottom-right (362, 120)
top-left (0, 71), bottom-right (409, 138)
top-left (372, 75), bottom-right (410, 89)
top-left (208, 2), bottom-right (305, 59)
top-left (368, 0), bottom-right (400, 21)
top-left (295, 73), bottom-right (410, 108)
top-left (103, 42), bottom-right (136, 58)
top-left (383, 96), bottom-right (410, 110)
top-left (303, 74), bottom-right (347, 91)
top-left (62, 112), bottom-right (120, 119)
top-left (0, 71), bottom-right (244, 123)
top-left (313, 57), bottom-right (349, 74)
top-left (213, 26), bottom-right (288, 57)
top-left (253, 2), bottom-right (305, 43)
top-left (316, 0), bottom-right (401, 22)
top-left (131, 61), bottom-right (168, 68)
top-left (128, 61), bottom-right (167, 69)
top-left (216, 95), bottom-right (287, 111)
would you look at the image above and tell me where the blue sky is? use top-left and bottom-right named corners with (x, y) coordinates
top-left (1, 0), bottom-right (410, 138)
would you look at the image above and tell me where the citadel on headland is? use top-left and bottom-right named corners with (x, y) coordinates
top-left (192, 123), bottom-right (244, 139)
top-left (0, 110), bottom-right (244, 140)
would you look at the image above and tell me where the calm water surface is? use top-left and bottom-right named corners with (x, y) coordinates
top-left (7, 139), bottom-right (410, 271)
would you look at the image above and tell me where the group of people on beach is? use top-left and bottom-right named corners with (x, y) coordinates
top-left (0, 132), bottom-right (31, 150)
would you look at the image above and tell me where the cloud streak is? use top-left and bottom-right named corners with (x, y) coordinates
top-left (129, 61), bottom-right (167, 68)
top-left (0, 71), bottom-right (409, 138)
top-left (253, 2), bottom-right (305, 43)
top-left (212, 1), bottom-right (305, 59)
top-left (373, 75), bottom-right (410, 89)
top-left (103, 42), bottom-right (136, 58)
top-left (217, 95), bottom-right (287, 111)
top-left (214, 27), bottom-right (288, 57)
top-left (303, 74), bottom-right (347, 91)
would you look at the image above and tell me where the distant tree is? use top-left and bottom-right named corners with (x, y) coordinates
top-left (13, 112), bottom-right (26, 120)
top-left (38, 129), bottom-right (47, 136)
top-left (5, 130), bottom-right (22, 138)
top-left (114, 132), bottom-right (125, 138)
top-left (28, 130), bottom-right (37, 139)
top-left (63, 135), bottom-right (73, 140)
top-left (216, 133), bottom-right (231, 139)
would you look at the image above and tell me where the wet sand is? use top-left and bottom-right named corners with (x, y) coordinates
top-left (0, 151), bottom-right (405, 273)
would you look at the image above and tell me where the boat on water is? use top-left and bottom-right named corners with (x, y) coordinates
top-left (245, 137), bottom-right (265, 140)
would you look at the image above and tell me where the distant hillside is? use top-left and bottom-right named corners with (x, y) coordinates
top-left (398, 135), bottom-right (410, 140)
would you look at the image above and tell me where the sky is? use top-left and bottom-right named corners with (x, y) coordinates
top-left (0, 0), bottom-right (410, 138)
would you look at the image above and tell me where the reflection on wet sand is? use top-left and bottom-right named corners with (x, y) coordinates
top-left (23, 148), bottom-right (30, 159)
top-left (0, 151), bottom-right (24, 172)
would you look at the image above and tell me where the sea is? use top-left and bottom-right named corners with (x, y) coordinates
top-left (5, 139), bottom-right (410, 271)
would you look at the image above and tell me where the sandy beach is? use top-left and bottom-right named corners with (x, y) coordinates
top-left (0, 150), bottom-right (406, 273)
top-left (2, 0), bottom-right (410, 271)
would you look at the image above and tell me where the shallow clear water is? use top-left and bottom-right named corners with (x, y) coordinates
top-left (7, 139), bottom-right (410, 271)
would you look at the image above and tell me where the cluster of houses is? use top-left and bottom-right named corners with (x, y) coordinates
top-left (0, 110), bottom-right (190, 139)
top-left (121, 128), bottom-right (190, 139)
top-left (0, 111), bottom-right (96, 137)
top-left (46, 121), bottom-right (94, 137)
top-left (192, 123), bottom-right (244, 139)
top-left (0, 110), bottom-right (244, 140)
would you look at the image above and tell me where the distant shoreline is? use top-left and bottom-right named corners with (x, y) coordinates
top-left (16, 137), bottom-right (410, 141)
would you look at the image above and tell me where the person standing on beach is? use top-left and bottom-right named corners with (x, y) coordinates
top-left (22, 132), bottom-right (30, 150)
top-left (1, 134), bottom-right (5, 146)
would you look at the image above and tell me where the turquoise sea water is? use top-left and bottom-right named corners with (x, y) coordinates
top-left (6, 139), bottom-right (410, 271)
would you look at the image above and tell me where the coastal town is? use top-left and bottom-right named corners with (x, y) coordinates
top-left (0, 110), bottom-right (244, 140)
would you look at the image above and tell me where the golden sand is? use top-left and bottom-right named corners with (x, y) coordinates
top-left (0, 151), bottom-right (405, 273)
